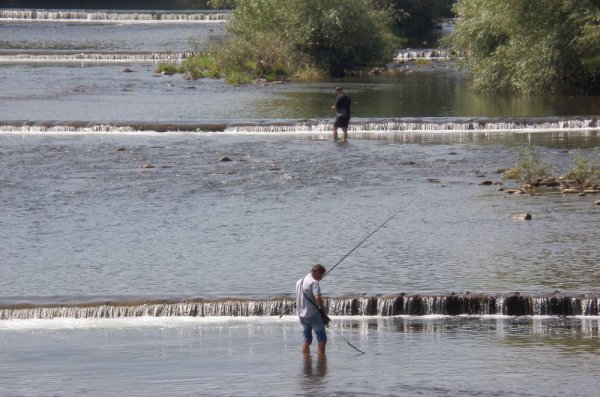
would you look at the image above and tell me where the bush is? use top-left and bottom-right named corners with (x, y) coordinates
top-left (181, 53), bottom-right (221, 79)
top-left (566, 150), bottom-right (600, 191)
top-left (503, 145), bottom-right (551, 185)
top-left (155, 63), bottom-right (182, 75)
top-left (447, 0), bottom-right (600, 94)
top-left (216, 0), bottom-right (400, 78)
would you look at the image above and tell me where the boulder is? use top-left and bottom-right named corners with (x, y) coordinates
top-left (218, 156), bottom-right (232, 162)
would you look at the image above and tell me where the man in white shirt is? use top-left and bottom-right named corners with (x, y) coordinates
top-left (295, 264), bottom-right (327, 355)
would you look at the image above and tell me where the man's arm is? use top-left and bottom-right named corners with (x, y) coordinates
top-left (314, 293), bottom-right (325, 310)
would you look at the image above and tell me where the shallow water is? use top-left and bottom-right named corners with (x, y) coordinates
top-left (2, 316), bottom-right (600, 397)
top-left (2, 133), bottom-right (599, 300)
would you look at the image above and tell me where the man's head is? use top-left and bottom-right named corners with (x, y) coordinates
top-left (311, 264), bottom-right (326, 280)
top-left (334, 87), bottom-right (343, 95)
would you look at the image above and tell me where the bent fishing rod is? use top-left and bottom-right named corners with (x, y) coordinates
top-left (280, 206), bottom-right (404, 318)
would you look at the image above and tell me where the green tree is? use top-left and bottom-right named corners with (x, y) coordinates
top-left (447, 0), bottom-right (600, 94)
top-left (216, 0), bottom-right (399, 78)
top-left (372, 0), bottom-right (455, 40)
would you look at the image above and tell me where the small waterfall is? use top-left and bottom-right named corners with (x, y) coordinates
top-left (2, 294), bottom-right (600, 320)
top-left (395, 48), bottom-right (454, 60)
top-left (0, 51), bottom-right (194, 64)
top-left (0, 9), bottom-right (229, 22)
top-left (223, 118), bottom-right (600, 135)
top-left (1, 117), bottom-right (600, 135)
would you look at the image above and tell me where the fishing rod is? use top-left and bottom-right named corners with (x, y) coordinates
top-left (280, 207), bottom-right (405, 355)
top-left (280, 207), bottom-right (403, 318)
top-left (323, 207), bottom-right (404, 279)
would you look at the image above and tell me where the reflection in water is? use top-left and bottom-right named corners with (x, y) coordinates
top-left (300, 354), bottom-right (328, 392)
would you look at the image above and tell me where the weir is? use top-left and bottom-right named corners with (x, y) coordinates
top-left (0, 9), bottom-right (229, 22)
top-left (1, 117), bottom-right (599, 135)
top-left (0, 51), bottom-right (194, 64)
top-left (395, 48), bottom-right (454, 60)
top-left (2, 294), bottom-right (599, 320)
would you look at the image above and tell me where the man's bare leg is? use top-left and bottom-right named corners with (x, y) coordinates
top-left (302, 341), bottom-right (311, 355)
top-left (317, 342), bottom-right (326, 355)
top-left (332, 126), bottom-right (338, 142)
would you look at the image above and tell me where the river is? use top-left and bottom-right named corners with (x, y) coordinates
top-left (1, 4), bottom-right (600, 397)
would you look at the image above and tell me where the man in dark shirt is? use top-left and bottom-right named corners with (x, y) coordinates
top-left (331, 87), bottom-right (351, 142)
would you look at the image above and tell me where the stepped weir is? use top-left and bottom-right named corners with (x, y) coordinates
top-left (2, 294), bottom-right (599, 320)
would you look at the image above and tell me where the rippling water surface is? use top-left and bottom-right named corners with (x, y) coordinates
top-left (2, 133), bottom-right (599, 299)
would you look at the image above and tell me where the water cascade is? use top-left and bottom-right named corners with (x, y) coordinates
top-left (2, 117), bottom-right (598, 136)
top-left (395, 48), bottom-right (454, 61)
top-left (0, 51), bottom-right (194, 64)
top-left (0, 9), bottom-right (229, 22)
top-left (2, 293), bottom-right (599, 320)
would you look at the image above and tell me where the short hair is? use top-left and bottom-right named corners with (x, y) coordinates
top-left (334, 87), bottom-right (343, 93)
top-left (311, 264), bottom-right (326, 273)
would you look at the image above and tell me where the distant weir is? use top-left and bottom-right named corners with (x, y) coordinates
top-left (2, 294), bottom-right (600, 320)
top-left (0, 9), bottom-right (229, 22)
top-left (0, 51), bottom-right (194, 64)
top-left (1, 117), bottom-right (600, 136)
top-left (395, 48), bottom-right (454, 60)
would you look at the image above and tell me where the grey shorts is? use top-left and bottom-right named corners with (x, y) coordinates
top-left (334, 115), bottom-right (350, 128)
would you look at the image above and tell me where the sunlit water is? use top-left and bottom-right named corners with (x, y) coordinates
top-left (2, 5), bottom-right (600, 397)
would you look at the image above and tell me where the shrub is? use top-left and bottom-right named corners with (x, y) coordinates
top-left (155, 63), bottom-right (182, 75)
top-left (181, 53), bottom-right (221, 79)
top-left (216, 0), bottom-right (400, 79)
top-left (503, 145), bottom-right (551, 185)
top-left (447, 0), bottom-right (600, 94)
top-left (566, 150), bottom-right (600, 191)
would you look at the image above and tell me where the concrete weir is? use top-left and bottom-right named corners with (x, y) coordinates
top-left (1, 293), bottom-right (599, 320)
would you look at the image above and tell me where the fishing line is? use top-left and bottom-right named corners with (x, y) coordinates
top-left (280, 205), bottom-right (409, 354)
top-left (323, 206), bottom-right (405, 279)
top-left (279, 206), bottom-right (404, 319)
top-left (330, 324), bottom-right (366, 354)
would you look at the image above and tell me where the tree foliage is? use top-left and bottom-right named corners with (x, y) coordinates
top-left (215, 0), bottom-right (399, 78)
top-left (372, 0), bottom-right (454, 39)
top-left (447, 0), bottom-right (600, 94)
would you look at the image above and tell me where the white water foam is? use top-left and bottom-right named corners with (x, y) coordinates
top-left (0, 9), bottom-right (229, 23)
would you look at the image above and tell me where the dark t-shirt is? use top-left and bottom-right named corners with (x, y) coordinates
top-left (335, 93), bottom-right (351, 118)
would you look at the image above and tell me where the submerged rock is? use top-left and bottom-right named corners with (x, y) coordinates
top-left (218, 156), bottom-right (232, 162)
top-left (514, 213), bottom-right (532, 221)
top-left (140, 163), bottom-right (155, 169)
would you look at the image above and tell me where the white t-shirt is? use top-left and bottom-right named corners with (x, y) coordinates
top-left (295, 272), bottom-right (321, 319)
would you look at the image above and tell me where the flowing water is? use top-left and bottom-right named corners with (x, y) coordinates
top-left (2, 4), bottom-right (600, 397)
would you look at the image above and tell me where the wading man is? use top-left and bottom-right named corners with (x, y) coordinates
top-left (296, 264), bottom-right (328, 355)
top-left (331, 87), bottom-right (351, 142)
